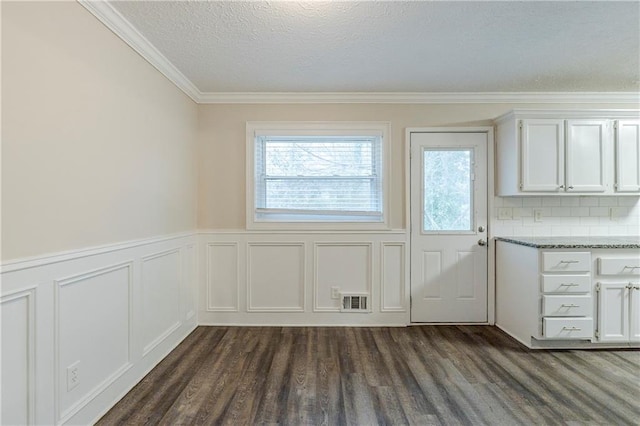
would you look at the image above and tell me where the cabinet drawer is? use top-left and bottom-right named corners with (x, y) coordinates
top-left (542, 252), bottom-right (591, 272)
top-left (543, 318), bottom-right (593, 339)
top-left (542, 295), bottom-right (592, 317)
top-left (541, 274), bottom-right (591, 293)
top-left (598, 257), bottom-right (640, 275)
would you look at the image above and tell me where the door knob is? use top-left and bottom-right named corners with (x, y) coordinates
top-left (478, 226), bottom-right (486, 233)
top-left (478, 239), bottom-right (487, 246)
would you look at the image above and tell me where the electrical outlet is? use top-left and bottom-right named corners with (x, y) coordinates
top-left (331, 286), bottom-right (340, 299)
top-left (534, 208), bottom-right (543, 222)
top-left (610, 207), bottom-right (623, 221)
top-left (67, 361), bottom-right (80, 391)
top-left (497, 207), bottom-right (512, 220)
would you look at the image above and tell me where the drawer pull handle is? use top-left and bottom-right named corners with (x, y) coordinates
top-left (560, 304), bottom-right (579, 308)
top-left (560, 283), bottom-right (579, 287)
top-left (559, 260), bottom-right (580, 264)
top-left (623, 266), bottom-right (640, 269)
top-left (562, 327), bottom-right (582, 331)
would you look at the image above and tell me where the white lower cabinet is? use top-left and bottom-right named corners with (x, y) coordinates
top-left (497, 241), bottom-right (639, 349)
top-left (595, 253), bottom-right (640, 343)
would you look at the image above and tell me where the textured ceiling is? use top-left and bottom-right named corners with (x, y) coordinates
top-left (110, 1), bottom-right (640, 93)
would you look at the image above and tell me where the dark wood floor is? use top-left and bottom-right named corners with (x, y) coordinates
top-left (98, 326), bottom-right (640, 425)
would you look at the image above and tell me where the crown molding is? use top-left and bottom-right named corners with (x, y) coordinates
top-left (77, 2), bottom-right (639, 106)
top-left (77, 0), bottom-right (201, 102)
top-left (197, 91), bottom-right (640, 104)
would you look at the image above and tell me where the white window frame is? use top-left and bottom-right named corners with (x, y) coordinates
top-left (246, 121), bottom-right (391, 230)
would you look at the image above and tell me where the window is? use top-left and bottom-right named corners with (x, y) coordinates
top-left (422, 148), bottom-right (473, 232)
top-left (246, 122), bottom-right (390, 229)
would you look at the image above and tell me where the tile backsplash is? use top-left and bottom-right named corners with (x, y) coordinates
top-left (492, 196), bottom-right (640, 237)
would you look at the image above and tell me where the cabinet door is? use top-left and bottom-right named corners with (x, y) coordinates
top-left (631, 284), bottom-right (640, 342)
top-left (615, 120), bottom-right (640, 193)
top-left (566, 120), bottom-right (608, 193)
top-left (520, 119), bottom-right (564, 192)
top-left (597, 282), bottom-right (629, 342)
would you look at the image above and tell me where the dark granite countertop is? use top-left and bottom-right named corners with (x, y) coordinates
top-left (495, 236), bottom-right (640, 249)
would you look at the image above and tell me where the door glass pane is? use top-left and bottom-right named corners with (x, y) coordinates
top-left (423, 149), bottom-right (473, 232)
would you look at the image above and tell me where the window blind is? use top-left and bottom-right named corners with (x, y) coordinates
top-left (254, 135), bottom-right (383, 221)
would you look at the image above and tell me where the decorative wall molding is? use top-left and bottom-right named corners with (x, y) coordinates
top-left (140, 249), bottom-right (182, 357)
top-left (1, 231), bottom-right (196, 274)
top-left (53, 262), bottom-right (134, 424)
top-left (313, 242), bottom-right (373, 312)
top-left (246, 242), bottom-right (306, 312)
top-left (206, 242), bottom-right (240, 312)
top-left (184, 244), bottom-right (197, 321)
top-left (199, 232), bottom-right (409, 326)
top-left (381, 242), bottom-right (407, 312)
top-left (1, 287), bottom-right (37, 425)
top-left (1, 234), bottom-right (197, 425)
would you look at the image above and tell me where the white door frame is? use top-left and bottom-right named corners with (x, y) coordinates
top-left (405, 127), bottom-right (496, 324)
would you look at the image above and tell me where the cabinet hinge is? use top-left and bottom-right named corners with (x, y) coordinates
top-left (519, 183), bottom-right (523, 189)
top-left (595, 330), bottom-right (600, 339)
top-left (595, 282), bottom-right (601, 292)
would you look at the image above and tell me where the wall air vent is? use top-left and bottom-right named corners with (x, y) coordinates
top-left (340, 293), bottom-right (369, 313)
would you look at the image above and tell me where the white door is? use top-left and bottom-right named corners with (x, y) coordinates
top-left (410, 131), bottom-right (488, 322)
top-left (597, 282), bottom-right (629, 342)
top-left (521, 119), bottom-right (565, 192)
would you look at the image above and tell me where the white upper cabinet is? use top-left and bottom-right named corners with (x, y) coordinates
top-left (521, 119), bottom-right (564, 192)
top-left (496, 110), bottom-right (639, 196)
top-left (565, 120), bottom-right (608, 193)
top-left (615, 120), bottom-right (640, 193)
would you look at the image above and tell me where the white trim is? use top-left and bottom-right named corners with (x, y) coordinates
top-left (205, 242), bottom-right (240, 312)
top-left (313, 242), bottom-right (373, 312)
top-left (199, 92), bottom-right (640, 104)
top-left (380, 242), bottom-right (407, 313)
top-left (197, 322), bottom-right (408, 327)
top-left (1, 287), bottom-right (37, 426)
top-left (140, 249), bottom-right (183, 357)
top-left (198, 229), bottom-right (408, 235)
top-left (77, 0), bottom-right (200, 102)
top-left (54, 262), bottom-right (134, 424)
top-left (0, 231), bottom-right (195, 273)
top-left (246, 242), bottom-right (306, 312)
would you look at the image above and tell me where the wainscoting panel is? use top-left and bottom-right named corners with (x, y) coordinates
top-left (141, 249), bottom-right (181, 357)
top-left (199, 231), bottom-right (409, 326)
top-left (55, 263), bottom-right (133, 423)
top-left (0, 233), bottom-right (197, 425)
top-left (1, 288), bottom-right (35, 426)
top-left (205, 243), bottom-right (239, 312)
top-left (381, 243), bottom-right (407, 312)
top-left (314, 243), bottom-right (372, 312)
top-left (247, 243), bottom-right (305, 312)
top-left (184, 244), bottom-right (197, 321)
